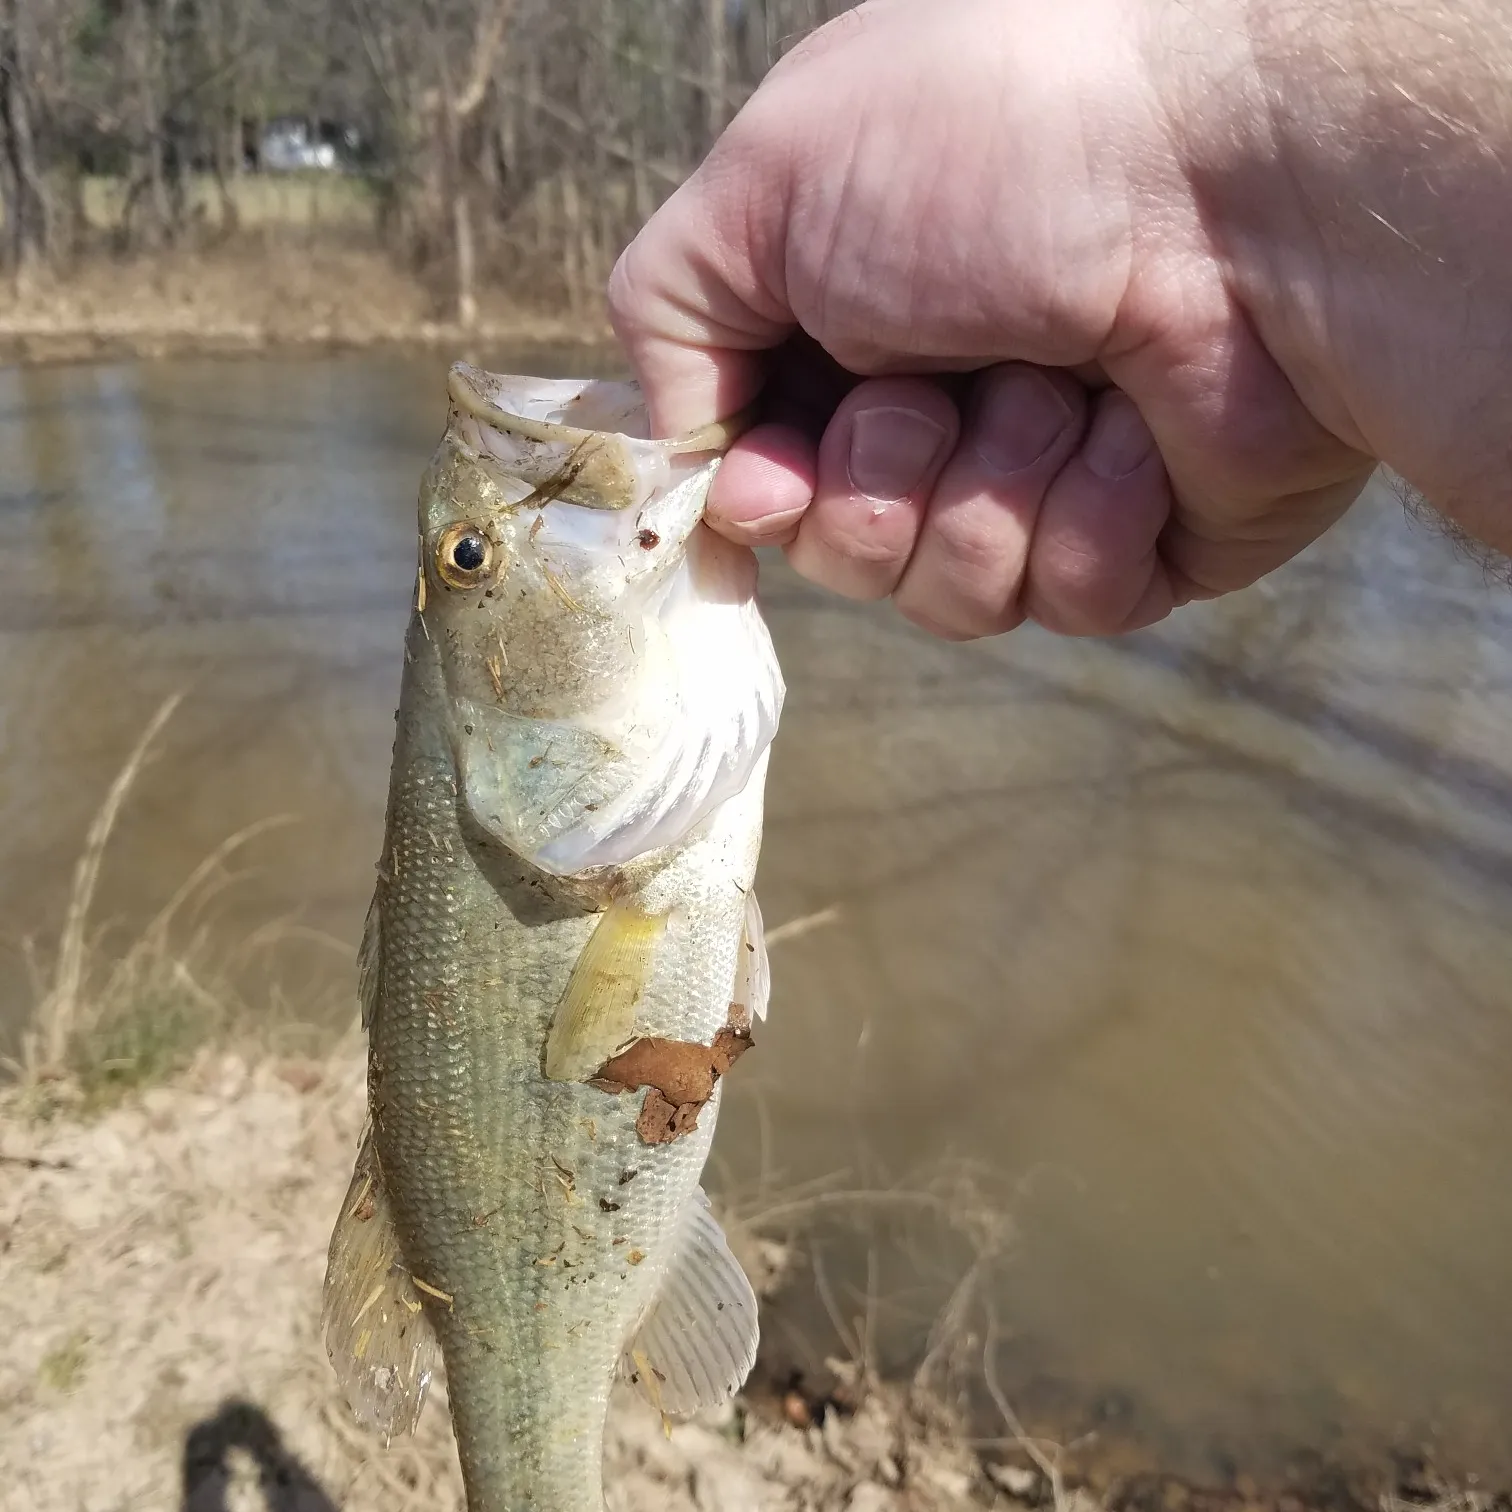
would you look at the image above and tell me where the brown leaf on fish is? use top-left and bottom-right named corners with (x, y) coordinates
top-left (591, 1027), bottom-right (752, 1108)
top-left (635, 1090), bottom-right (703, 1145)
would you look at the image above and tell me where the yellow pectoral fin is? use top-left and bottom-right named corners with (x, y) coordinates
top-left (544, 902), bottom-right (669, 1083)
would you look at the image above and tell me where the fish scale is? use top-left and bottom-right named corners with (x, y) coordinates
top-left (322, 366), bottom-right (783, 1511)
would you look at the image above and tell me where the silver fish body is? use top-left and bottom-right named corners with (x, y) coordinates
top-left (322, 368), bottom-right (783, 1511)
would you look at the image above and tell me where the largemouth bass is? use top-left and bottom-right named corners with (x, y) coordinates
top-left (321, 365), bottom-right (784, 1510)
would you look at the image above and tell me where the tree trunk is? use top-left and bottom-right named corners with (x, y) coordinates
top-left (0, 0), bottom-right (48, 282)
top-left (122, 0), bottom-right (176, 252)
top-left (213, 101), bottom-right (240, 236)
top-left (211, 146), bottom-right (239, 237)
top-left (453, 177), bottom-right (477, 327)
top-left (705, 0), bottom-right (728, 143)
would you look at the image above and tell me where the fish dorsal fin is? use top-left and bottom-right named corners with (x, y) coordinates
top-left (322, 1132), bottom-right (439, 1442)
top-left (358, 888), bottom-right (381, 1030)
top-left (544, 901), bottom-right (669, 1083)
top-left (618, 1187), bottom-right (759, 1418)
top-left (731, 890), bottom-right (770, 1026)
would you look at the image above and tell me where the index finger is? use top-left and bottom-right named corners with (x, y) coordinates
top-left (607, 138), bottom-right (798, 437)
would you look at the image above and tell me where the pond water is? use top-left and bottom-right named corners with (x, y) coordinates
top-left (4, 353), bottom-right (1512, 1485)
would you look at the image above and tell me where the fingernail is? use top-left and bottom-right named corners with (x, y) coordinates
top-left (847, 407), bottom-right (947, 502)
top-left (973, 368), bottom-right (1071, 474)
top-left (1084, 399), bottom-right (1155, 480)
top-left (724, 506), bottom-right (806, 543)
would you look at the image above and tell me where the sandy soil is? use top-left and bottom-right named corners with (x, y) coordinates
top-left (0, 243), bottom-right (607, 365)
top-left (0, 1048), bottom-right (1024, 1512)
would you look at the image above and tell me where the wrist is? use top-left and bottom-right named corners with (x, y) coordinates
top-left (1156, 0), bottom-right (1512, 528)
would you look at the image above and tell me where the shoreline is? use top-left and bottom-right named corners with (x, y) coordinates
top-left (0, 240), bottom-right (614, 368)
top-left (0, 320), bottom-right (613, 368)
top-left (0, 1050), bottom-right (1007, 1512)
top-left (1, 1052), bottom-right (1503, 1512)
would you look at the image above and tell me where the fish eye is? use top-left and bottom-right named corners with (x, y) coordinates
top-left (436, 523), bottom-right (494, 588)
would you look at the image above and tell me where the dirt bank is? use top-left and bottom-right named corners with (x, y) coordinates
top-left (0, 243), bottom-right (608, 366)
top-left (4, 1048), bottom-right (1508, 1512)
top-left (0, 1046), bottom-right (1017, 1512)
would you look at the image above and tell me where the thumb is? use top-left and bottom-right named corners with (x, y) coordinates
top-left (608, 147), bottom-right (797, 438)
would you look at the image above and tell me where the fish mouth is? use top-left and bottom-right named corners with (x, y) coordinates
top-left (445, 365), bottom-right (756, 513)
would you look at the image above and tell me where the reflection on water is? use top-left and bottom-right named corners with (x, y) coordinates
top-left (4, 355), bottom-right (1512, 1483)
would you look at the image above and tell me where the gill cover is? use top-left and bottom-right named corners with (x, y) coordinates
top-left (436, 367), bottom-right (783, 875)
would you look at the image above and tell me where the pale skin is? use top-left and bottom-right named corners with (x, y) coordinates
top-left (608, 0), bottom-right (1512, 640)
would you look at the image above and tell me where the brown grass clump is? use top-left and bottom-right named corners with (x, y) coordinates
top-left (2, 694), bottom-right (339, 1115)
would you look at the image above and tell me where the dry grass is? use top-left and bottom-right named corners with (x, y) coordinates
top-left (0, 1047), bottom-right (1014, 1512)
top-left (2, 694), bottom-right (342, 1114)
top-left (78, 172), bottom-right (378, 234)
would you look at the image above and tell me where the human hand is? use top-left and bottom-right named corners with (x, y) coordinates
top-left (609, 0), bottom-right (1512, 638)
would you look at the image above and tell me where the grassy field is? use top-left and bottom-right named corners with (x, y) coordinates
top-left (77, 172), bottom-right (379, 233)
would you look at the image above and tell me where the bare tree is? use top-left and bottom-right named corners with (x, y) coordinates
top-left (427, 0), bottom-right (515, 327)
top-left (0, 0), bottom-right (859, 310)
top-left (0, 0), bottom-right (50, 280)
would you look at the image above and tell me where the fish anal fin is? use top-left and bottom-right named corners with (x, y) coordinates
top-left (729, 890), bottom-right (769, 1030)
top-left (544, 901), bottom-right (668, 1082)
top-left (618, 1187), bottom-right (758, 1419)
top-left (322, 1133), bottom-right (438, 1442)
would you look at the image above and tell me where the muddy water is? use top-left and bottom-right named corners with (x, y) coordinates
top-left (6, 354), bottom-right (1512, 1484)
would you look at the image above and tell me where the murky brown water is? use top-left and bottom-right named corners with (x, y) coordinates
top-left (6, 354), bottom-right (1512, 1485)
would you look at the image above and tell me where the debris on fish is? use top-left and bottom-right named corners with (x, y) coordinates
top-left (322, 364), bottom-right (784, 1510)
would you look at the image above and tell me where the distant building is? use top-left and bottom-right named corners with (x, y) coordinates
top-left (257, 119), bottom-right (361, 173)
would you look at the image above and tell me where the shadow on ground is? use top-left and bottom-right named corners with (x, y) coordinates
top-left (181, 1399), bottom-right (338, 1512)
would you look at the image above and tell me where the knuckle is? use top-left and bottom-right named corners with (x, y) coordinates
top-left (895, 601), bottom-right (982, 642)
top-left (811, 518), bottom-right (913, 571)
top-left (788, 518), bottom-right (911, 601)
top-left (925, 504), bottom-right (1016, 580)
top-left (803, 493), bottom-right (920, 571)
top-left (893, 572), bottom-right (1022, 641)
top-left (605, 244), bottom-right (651, 331)
top-left (1029, 551), bottom-right (1140, 636)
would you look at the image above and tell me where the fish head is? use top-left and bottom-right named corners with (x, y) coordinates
top-left (415, 364), bottom-right (783, 875)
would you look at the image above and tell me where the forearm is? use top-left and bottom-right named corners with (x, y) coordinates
top-left (1164, 0), bottom-right (1512, 539)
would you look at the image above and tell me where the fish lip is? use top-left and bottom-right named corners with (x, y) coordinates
top-left (446, 365), bottom-right (758, 477)
top-left (446, 366), bottom-right (608, 451)
top-left (440, 366), bottom-right (740, 554)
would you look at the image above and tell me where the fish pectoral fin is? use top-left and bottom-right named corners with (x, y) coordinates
top-left (730, 890), bottom-right (770, 1028)
top-left (618, 1187), bottom-right (759, 1419)
top-left (544, 901), bottom-right (669, 1083)
top-left (322, 1132), bottom-right (439, 1443)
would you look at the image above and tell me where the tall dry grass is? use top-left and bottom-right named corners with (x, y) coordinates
top-left (2, 693), bottom-right (343, 1110)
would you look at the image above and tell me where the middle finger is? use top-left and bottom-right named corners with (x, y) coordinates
top-left (893, 363), bottom-right (1086, 639)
